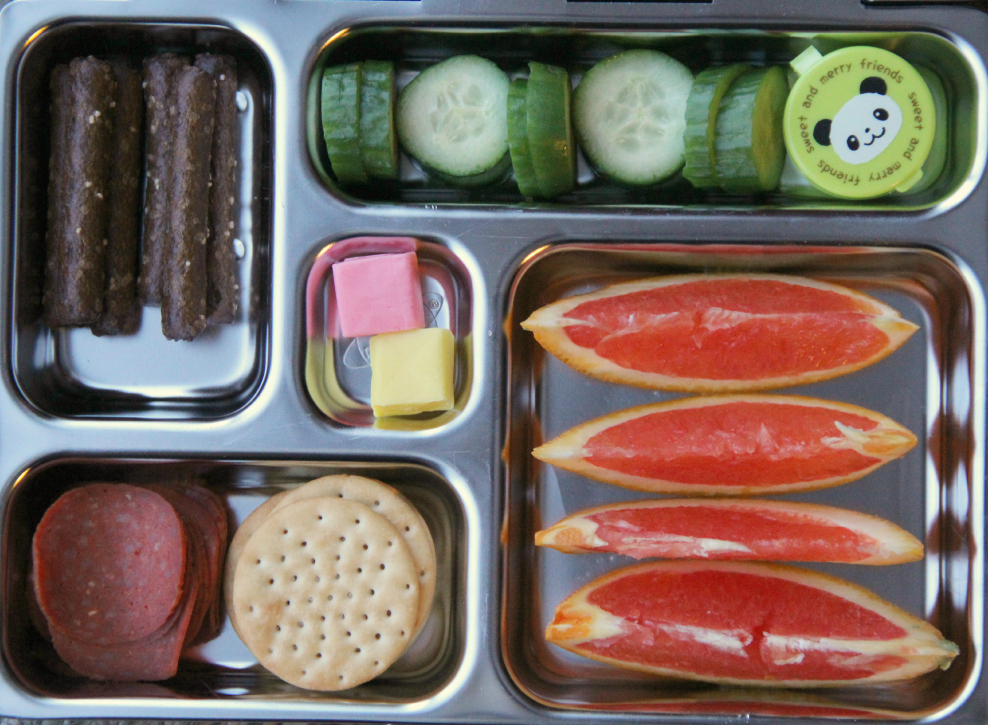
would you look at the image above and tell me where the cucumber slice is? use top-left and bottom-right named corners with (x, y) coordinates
top-left (322, 63), bottom-right (368, 185)
top-left (507, 78), bottom-right (540, 197)
top-left (397, 55), bottom-right (509, 181)
top-left (573, 49), bottom-right (693, 186)
top-left (359, 60), bottom-right (398, 180)
top-left (683, 63), bottom-right (750, 188)
top-left (714, 66), bottom-right (787, 193)
top-left (526, 62), bottom-right (576, 198)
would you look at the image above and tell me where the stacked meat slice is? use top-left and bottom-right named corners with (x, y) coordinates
top-left (31, 482), bottom-right (227, 681)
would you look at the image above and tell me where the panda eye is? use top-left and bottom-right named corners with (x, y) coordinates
top-left (873, 108), bottom-right (889, 121)
top-left (847, 136), bottom-right (860, 151)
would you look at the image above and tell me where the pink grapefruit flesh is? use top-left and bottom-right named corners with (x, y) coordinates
top-left (521, 274), bottom-right (919, 392)
top-left (535, 499), bottom-right (922, 564)
top-left (546, 561), bottom-right (957, 686)
top-left (533, 394), bottom-right (917, 495)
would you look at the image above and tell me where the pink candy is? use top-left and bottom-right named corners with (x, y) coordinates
top-left (332, 252), bottom-right (425, 338)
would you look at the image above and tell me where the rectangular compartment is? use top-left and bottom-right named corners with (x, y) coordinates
top-left (308, 27), bottom-right (982, 211)
top-left (304, 236), bottom-right (474, 430)
top-left (1, 457), bottom-right (465, 704)
top-left (501, 243), bottom-right (984, 717)
top-left (11, 22), bottom-right (273, 419)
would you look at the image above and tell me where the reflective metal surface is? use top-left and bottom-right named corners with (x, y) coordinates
top-left (0, 0), bottom-right (984, 722)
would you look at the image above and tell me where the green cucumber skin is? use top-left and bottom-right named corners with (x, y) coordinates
top-left (322, 63), bottom-right (368, 185)
top-left (525, 62), bottom-right (576, 198)
top-left (714, 66), bottom-right (787, 193)
top-left (507, 79), bottom-right (540, 197)
top-left (359, 60), bottom-right (398, 180)
top-left (683, 63), bottom-right (750, 189)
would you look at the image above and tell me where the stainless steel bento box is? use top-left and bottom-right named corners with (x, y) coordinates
top-left (0, 0), bottom-right (986, 722)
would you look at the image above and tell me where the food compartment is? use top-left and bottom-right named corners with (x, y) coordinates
top-left (1, 457), bottom-right (465, 704)
top-left (11, 22), bottom-right (272, 419)
top-left (501, 243), bottom-right (983, 717)
top-left (308, 27), bottom-right (981, 210)
top-left (305, 236), bottom-right (474, 430)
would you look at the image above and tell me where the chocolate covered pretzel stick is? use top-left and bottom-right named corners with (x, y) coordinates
top-left (161, 65), bottom-right (215, 341)
top-left (139, 53), bottom-right (188, 306)
top-left (43, 57), bottom-right (116, 328)
top-left (93, 61), bottom-right (144, 336)
top-left (195, 53), bottom-right (240, 324)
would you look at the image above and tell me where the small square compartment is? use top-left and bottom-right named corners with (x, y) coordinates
top-left (10, 22), bottom-right (272, 419)
top-left (304, 236), bottom-right (473, 430)
top-left (501, 243), bottom-right (983, 718)
top-left (1, 457), bottom-right (466, 705)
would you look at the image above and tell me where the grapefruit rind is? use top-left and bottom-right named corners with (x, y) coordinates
top-left (545, 561), bottom-right (958, 687)
top-left (521, 274), bottom-right (919, 393)
top-left (534, 498), bottom-right (924, 564)
top-left (532, 394), bottom-right (918, 496)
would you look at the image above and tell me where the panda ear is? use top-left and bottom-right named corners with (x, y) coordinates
top-left (860, 76), bottom-right (887, 95)
top-left (813, 119), bottom-right (832, 146)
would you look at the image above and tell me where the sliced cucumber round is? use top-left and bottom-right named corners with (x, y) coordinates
top-left (359, 60), bottom-right (398, 180)
top-left (683, 63), bottom-right (750, 189)
top-left (397, 55), bottom-right (509, 181)
top-left (714, 66), bottom-right (787, 193)
top-left (526, 62), bottom-right (576, 198)
top-left (573, 49), bottom-right (693, 186)
top-left (322, 63), bottom-right (368, 185)
top-left (507, 78), bottom-right (540, 197)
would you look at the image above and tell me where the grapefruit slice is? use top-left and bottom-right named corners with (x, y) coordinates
top-left (546, 561), bottom-right (958, 686)
top-left (533, 394), bottom-right (917, 495)
top-left (521, 274), bottom-right (919, 392)
top-left (535, 499), bottom-right (922, 564)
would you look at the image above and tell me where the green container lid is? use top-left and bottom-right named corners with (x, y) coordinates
top-left (783, 45), bottom-right (936, 199)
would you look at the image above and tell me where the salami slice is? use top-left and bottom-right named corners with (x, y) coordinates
top-left (49, 555), bottom-right (198, 681)
top-left (178, 484), bottom-right (228, 640)
top-left (32, 484), bottom-right (186, 646)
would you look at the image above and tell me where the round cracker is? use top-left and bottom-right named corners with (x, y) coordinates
top-left (272, 475), bottom-right (436, 638)
top-left (224, 490), bottom-right (290, 637)
top-left (233, 498), bottom-right (419, 691)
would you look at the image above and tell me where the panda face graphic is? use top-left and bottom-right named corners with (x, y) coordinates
top-left (812, 77), bottom-right (903, 165)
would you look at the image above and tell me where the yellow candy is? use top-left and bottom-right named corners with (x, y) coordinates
top-left (370, 328), bottom-right (455, 417)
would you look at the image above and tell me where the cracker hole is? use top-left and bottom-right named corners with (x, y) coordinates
top-left (249, 605), bottom-right (254, 612)
top-left (346, 631), bottom-right (351, 637)
top-left (355, 647), bottom-right (361, 653)
top-left (280, 555), bottom-right (285, 562)
top-left (337, 493), bottom-right (343, 498)
top-left (339, 536), bottom-right (346, 542)
top-left (355, 519), bottom-right (360, 524)
top-left (340, 613), bottom-right (345, 620)
top-left (318, 515), bottom-right (323, 520)
top-left (327, 594), bottom-right (334, 601)
top-left (292, 575), bottom-right (298, 581)
top-left (282, 529), bottom-right (288, 535)
top-left (405, 526), bottom-right (410, 532)
top-left (316, 653), bottom-right (322, 658)
top-left (339, 675), bottom-right (344, 681)
top-left (374, 660), bottom-right (379, 666)
top-left (336, 555), bottom-right (341, 561)
top-left (374, 500), bottom-right (380, 506)
top-left (321, 634), bottom-right (326, 640)
top-left (276, 625), bottom-right (282, 631)
top-left (311, 558), bottom-right (316, 564)
top-left (357, 567), bottom-right (363, 573)
top-left (380, 564), bottom-right (386, 570)
top-left (369, 590), bottom-right (375, 596)
top-left (320, 615), bottom-right (326, 621)
top-left (255, 558), bottom-right (261, 565)
top-left (406, 583), bottom-right (411, 589)
top-left (298, 621), bottom-right (304, 628)
top-left (268, 579), bottom-right (274, 585)
top-left (285, 600), bottom-right (291, 606)
top-left (335, 573), bottom-right (341, 580)
top-left (375, 633), bottom-right (381, 640)
top-left (268, 648), bottom-right (273, 654)
top-left (362, 544), bottom-right (369, 550)
top-left (302, 670), bottom-right (307, 676)
top-left (363, 614), bottom-right (368, 620)
top-left (301, 541), bottom-right (307, 547)
top-left (347, 591), bottom-right (353, 599)
top-left (420, 569), bottom-right (426, 577)
top-left (388, 540), bottom-right (393, 547)
top-left (401, 631), bottom-right (406, 637)
top-left (386, 610), bottom-right (392, 617)
top-left (308, 597), bottom-right (313, 604)
top-left (292, 644), bottom-right (298, 651)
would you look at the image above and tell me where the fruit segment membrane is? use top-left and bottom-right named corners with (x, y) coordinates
top-left (546, 562), bottom-right (958, 686)
top-left (522, 275), bottom-right (919, 392)
top-left (533, 394), bottom-right (917, 495)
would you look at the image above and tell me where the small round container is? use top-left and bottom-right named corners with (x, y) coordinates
top-left (783, 45), bottom-right (936, 199)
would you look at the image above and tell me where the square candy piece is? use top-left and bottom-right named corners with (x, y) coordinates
top-left (370, 328), bottom-right (455, 417)
top-left (333, 252), bottom-right (425, 338)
